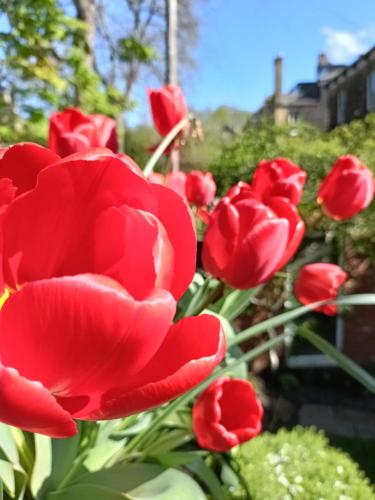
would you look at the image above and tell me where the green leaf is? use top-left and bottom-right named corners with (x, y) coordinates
top-left (187, 459), bottom-right (229, 500)
top-left (218, 287), bottom-right (260, 321)
top-left (0, 424), bottom-right (19, 464)
top-left (0, 459), bottom-right (15, 496)
top-left (124, 469), bottom-right (206, 499)
top-left (141, 429), bottom-right (193, 455)
top-left (70, 463), bottom-right (163, 492)
top-left (48, 484), bottom-right (127, 499)
top-left (202, 310), bottom-right (248, 378)
top-left (31, 434), bottom-right (52, 497)
top-left (299, 324), bottom-right (375, 393)
top-left (37, 432), bottom-right (81, 498)
top-left (229, 294), bottom-right (375, 348)
top-left (155, 451), bottom-right (205, 468)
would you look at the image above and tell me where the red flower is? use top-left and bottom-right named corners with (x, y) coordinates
top-left (148, 85), bottom-right (188, 137)
top-left (202, 184), bottom-right (305, 289)
top-left (48, 108), bottom-right (119, 157)
top-left (186, 170), bottom-right (216, 207)
top-left (252, 157), bottom-right (307, 205)
top-left (193, 377), bottom-right (263, 452)
top-left (0, 148), bottom-right (225, 437)
top-left (165, 171), bottom-right (187, 198)
top-left (294, 263), bottom-right (348, 315)
top-left (317, 155), bottom-right (373, 220)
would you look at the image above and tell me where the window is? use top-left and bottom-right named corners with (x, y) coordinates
top-left (337, 90), bottom-right (347, 124)
top-left (366, 71), bottom-right (375, 111)
top-left (288, 112), bottom-right (299, 124)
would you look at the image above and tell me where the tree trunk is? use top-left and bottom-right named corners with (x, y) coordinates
top-left (165, 0), bottom-right (178, 85)
top-left (73, 0), bottom-right (96, 69)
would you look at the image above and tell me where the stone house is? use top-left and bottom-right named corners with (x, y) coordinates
top-left (260, 47), bottom-right (375, 131)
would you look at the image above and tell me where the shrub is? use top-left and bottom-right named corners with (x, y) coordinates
top-left (230, 427), bottom-right (375, 500)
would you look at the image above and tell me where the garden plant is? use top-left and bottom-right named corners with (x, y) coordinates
top-left (0, 83), bottom-right (374, 500)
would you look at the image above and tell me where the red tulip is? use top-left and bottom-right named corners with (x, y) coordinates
top-left (0, 147), bottom-right (225, 437)
top-left (317, 155), bottom-right (373, 220)
top-left (192, 377), bottom-right (263, 452)
top-left (48, 108), bottom-right (118, 157)
top-left (252, 157), bottom-right (307, 205)
top-left (165, 171), bottom-right (187, 198)
top-left (202, 184), bottom-right (305, 289)
top-left (294, 263), bottom-right (348, 315)
top-left (186, 170), bottom-right (216, 207)
top-left (148, 85), bottom-right (188, 137)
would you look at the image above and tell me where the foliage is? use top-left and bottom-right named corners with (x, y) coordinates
top-left (230, 427), bottom-right (375, 500)
top-left (209, 115), bottom-right (375, 261)
top-left (0, 0), bottom-right (124, 146)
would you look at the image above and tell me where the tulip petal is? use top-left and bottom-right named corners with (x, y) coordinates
top-left (0, 364), bottom-right (76, 438)
top-left (151, 184), bottom-right (196, 299)
top-left (3, 155), bottom-right (157, 288)
top-left (268, 197), bottom-right (305, 269)
top-left (0, 275), bottom-right (176, 406)
top-left (80, 314), bottom-right (225, 419)
top-left (94, 206), bottom-right (173, 299)
top-left (225, 219), bottom-right (289, 289)
top-left (0, 143), bottom-right (60, 195)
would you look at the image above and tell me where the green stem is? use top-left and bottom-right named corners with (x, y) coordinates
top-left (299, 324), bottom-right (375, 393)
top-left (123, 331), bottom-right (293, 455)
top-left (143, 116), bottom-right (190, 177)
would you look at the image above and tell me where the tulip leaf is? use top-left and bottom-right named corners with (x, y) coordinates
top-left (0, 424), bottom-right (19, 464)
top-left (187, 459), bottom-right (229, 500)
top-left (218, 287), bottom-right (260, 322)
top-left (84, 437), bottom-right (127, 472)
top-left (31, 434), bottom-right (52, 498)
top-left (299, 324), bottom-right (375, 393)
top-left (36, 431), bottom-right (81, 498)
top-left (0, 459), bottom-right (15, 497)
top-left (47, 484), bottom-right (127, 499)
top-left (229, 293), bottom-right (375, 348)
top-left (124, 468), bottom-right (206, 499)
top-left (67, 463), bottom-right (164, 492)
top-left (140, 429), bottom-right (193, 456)
top-left (203, 311), bottom-right (248, 379)
top-left (155, 451), bottom-right (206, 468)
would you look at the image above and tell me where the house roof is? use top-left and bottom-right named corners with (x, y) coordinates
top-left (324, 45), bottom-right (375, 88)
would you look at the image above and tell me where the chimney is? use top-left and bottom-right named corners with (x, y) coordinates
top-left (274, 56), bottom-right (283, 101)
top-left (317, 53), bottom-right (330, 78)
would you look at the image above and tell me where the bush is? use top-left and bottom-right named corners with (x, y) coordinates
top-left (230, 427), bottom-right (374, 500)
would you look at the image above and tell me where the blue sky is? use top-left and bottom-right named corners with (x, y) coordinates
top-left (129, 0), bottom-right (375, 125)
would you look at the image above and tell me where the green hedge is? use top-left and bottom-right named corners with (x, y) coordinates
top-left (230, 427), bottom-right (374, 499)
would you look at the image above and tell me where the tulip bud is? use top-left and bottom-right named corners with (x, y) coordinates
top-left (48, 108), bottom-right (118, 157)
top-left (317, 155), bottom-right (373, 220)
top-left (252, 157), bottom-right (307, 205)
top-left (193, 377), bottom-right (263, 452)
top-left (294, 263), bottom-right (348, 315)
top-left (148, 84), bottom-right (188, 137)
top-left (186, 170), bottom-right (216, 206)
